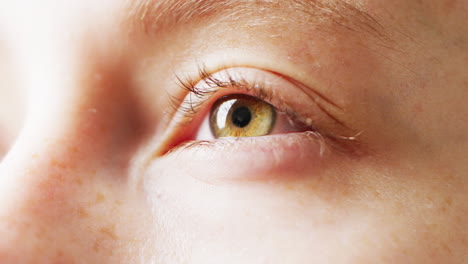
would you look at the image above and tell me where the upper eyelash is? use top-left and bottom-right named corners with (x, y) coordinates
top-left (170, 66), bottom-right (365, 156)
top-left (172, 66), bottom-right (278, 123)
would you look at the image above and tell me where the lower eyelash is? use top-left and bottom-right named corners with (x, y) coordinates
top-left (169, 66), bottom-right (365, 157)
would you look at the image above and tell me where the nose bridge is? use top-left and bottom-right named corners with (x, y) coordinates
top-left (0, 18), bottom-right (86, 248)
top-left (0, 38), bottom-right (144, 264)
top-left (0, 75), bottom-right (137, 262)
top-left (0, 65), bottom-right (110, 261)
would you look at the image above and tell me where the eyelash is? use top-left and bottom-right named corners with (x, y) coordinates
top-left (172, 66), bottom-right (306, 129)
top-left (169, 66), bottom-right (364, 156)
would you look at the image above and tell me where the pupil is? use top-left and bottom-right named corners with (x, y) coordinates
top-left (231, 106), bottom-right (252, 128)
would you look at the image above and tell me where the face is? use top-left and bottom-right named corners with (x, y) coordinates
top-left (0, 0), bottom-right (467, 262)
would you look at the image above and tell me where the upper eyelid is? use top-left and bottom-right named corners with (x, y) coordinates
top-left (170, 67), bottom-right (276, 123)
top-left (170, 66), bottom-right (348, 132)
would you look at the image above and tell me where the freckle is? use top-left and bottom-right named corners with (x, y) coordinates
top-left (56, 249), bottom-right (64, 257)
top-left (442, 242), bottom-right (452, 255)
top-left (95, 192), bottom-right (106, 203)
top-left (440, 205), bottom-right (448, 213)
top-left (444, 197), bottom-right (453, 207)
top-left (68, 146), bottom-right (79, 153)
top-left (51, 159), bottom-right (67, 169)
top-left (99, 225), bottom-right (118, 240)
top-left (373, 190), bottom-right (381, 199)
top-left (412, 103), bottom-right (423, 113)
top-left (463, 237), bottom-right (468, 247)
top-left (394, 203), bottom-right (405, 216)
top-left (77, 207), bottom-right (89, 218)
top-left (48, 173), bottom-right (64, 183)
top-left (35, 226), bottom-right (46, 239)
top-left (455, 215), bottom-right (462, 225)
top-left (93, 241), bottom-right (101, 252)
top-left (74, 178), bottom-right (84, 186)
top-left (282, 183), bottom-right (295, 191)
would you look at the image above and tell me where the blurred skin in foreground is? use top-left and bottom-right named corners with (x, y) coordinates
top-left (0, 0), bottom-right (467, 263)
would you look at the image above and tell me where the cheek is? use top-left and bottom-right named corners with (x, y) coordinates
top-left (0, 117), bottom-right (155, 262)
top-left (143, 152), bottom-right (467, 263)
top-left (0, 157), bottom-right (155, 262)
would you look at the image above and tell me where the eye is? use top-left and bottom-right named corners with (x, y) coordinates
top-left (156, 67), bottom-right (358, 160)
top-left (149, 67), bottom-right (361, 180)
top-left (209, 94), bottom-right (276, 138)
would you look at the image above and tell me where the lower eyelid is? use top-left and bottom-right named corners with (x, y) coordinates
top-left (162, 132), bottom-right (330, 182)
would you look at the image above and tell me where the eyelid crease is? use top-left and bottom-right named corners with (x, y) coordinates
top-left (172, 66), bottom-right (351, 132)
top-left (286, 77), bottom-right (348, 128)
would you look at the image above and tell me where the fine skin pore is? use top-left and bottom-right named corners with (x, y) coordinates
top-left (0, 0), bottom-right (467, 263)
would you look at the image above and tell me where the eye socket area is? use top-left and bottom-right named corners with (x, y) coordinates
top-left (149, 67), bottom-right (362, 180)
top-left (157, 67), bottom-right (354, 158)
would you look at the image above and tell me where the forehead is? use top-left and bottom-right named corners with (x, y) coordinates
top-left (0, 0), bottom-right (388, 37)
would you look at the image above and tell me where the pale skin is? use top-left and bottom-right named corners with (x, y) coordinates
top-left (0, 0), bottom-right (467, 263)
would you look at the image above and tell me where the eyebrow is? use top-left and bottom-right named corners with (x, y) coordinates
top-left (127, 0), bottom-right (388, 41)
